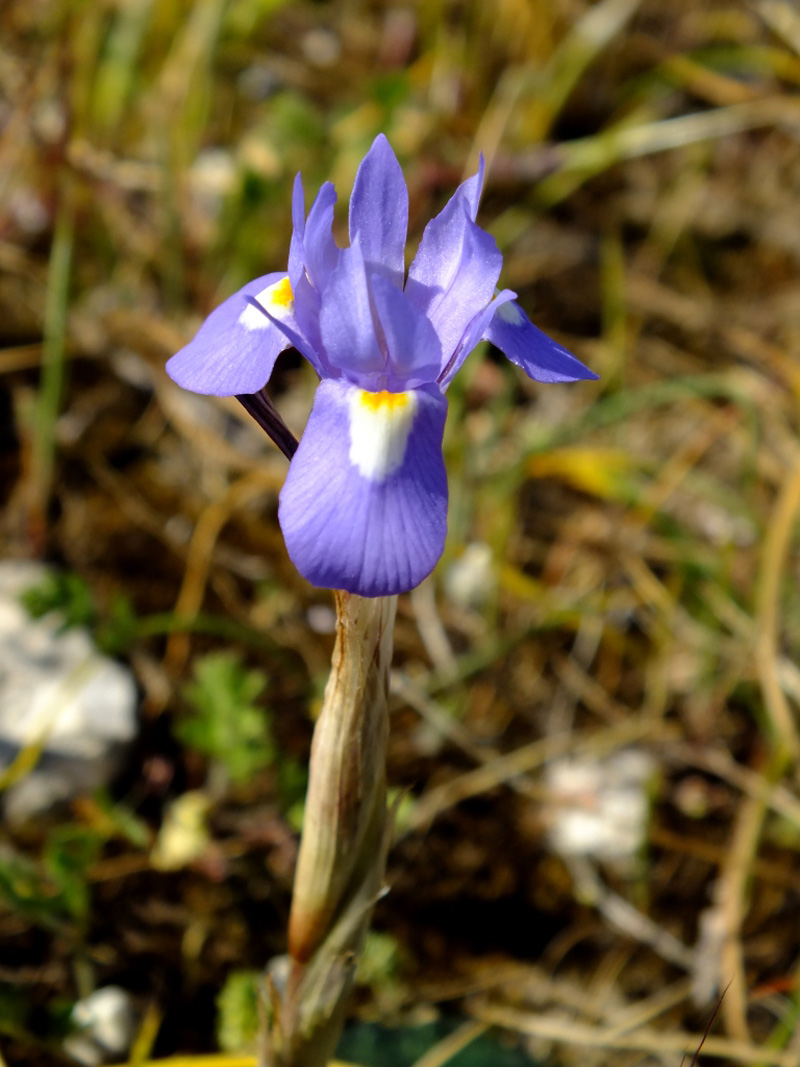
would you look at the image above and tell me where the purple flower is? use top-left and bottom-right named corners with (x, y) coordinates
top-left (167, 135), bottom-right (597, 597)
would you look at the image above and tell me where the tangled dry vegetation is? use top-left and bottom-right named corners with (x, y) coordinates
top-left (3, 0), bottom-right (800, 1064)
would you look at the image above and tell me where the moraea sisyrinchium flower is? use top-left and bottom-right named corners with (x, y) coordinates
top-left (167, 135), bottom-right (597, 597)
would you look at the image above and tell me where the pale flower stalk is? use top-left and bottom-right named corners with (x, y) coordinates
top-left (261, 593), bottom-right (396, 1067)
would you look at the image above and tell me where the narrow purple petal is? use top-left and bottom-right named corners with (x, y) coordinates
top-left (406, 199), bottom-right (502, 366)
top-left (439, 287), bottom-right (517, 389)
top-left (369, 274), bottom-right (441, 387)
top-left (166, 273), bottom-right (291, 396)
top-left (459, 154), bottom-right (485, 220)
top-left (404, 158), bottom-right (486, 315)
top-left (484, 302), bottom-right (599, 383)
top-left (348, 133), bottom-right (409, 287)
top-left (318, 242), bottom-right (384, 381)
top-left (292, 271), bottom-right (331, 375)
top-left (303, 181), bottom-right (339, 289)
top-left (287, 173), bottom-right (306, 289)
top-left (279, 379), bottom-right (448, 596)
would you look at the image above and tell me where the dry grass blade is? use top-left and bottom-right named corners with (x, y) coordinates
top-left (165, 468), bottom-right (283, 672)
top-left (755, 0), bottom-right (800, 56)
top-left (104, 1059), bottom-right (361, 1067)
top-left (755, 457), bottom-right (800, 760)
top-left (407, 717), bottom-right (675, 834)
top-left (472, 0), bottom-right (644, 166)
top-left (572, 98), bottom-right (800, 167)
top-left (470, 1004), bottom-right (800, 1066)
top-left (715, 791), bottom-right (765, 1041)
top-left (409, 1020), bottom-right (488, 1067)
top-left (539, 97), bottom-right (800, 203)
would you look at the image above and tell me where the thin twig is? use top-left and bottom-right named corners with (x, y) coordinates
top-left (410, 1021), bottom-right (488, 1067)
top-left (755, 457), bottom-right (800, 759)
top-left (164, 469), bottom-right (280, 672)
top-left (470, 1002), bottom-right (800, 1066)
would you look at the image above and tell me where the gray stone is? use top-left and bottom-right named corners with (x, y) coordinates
top-left (0, 562), bottom-right (138, 823)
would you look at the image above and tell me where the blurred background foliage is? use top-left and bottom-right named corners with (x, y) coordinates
top-left (3, 0), bottom-right (800, 1064)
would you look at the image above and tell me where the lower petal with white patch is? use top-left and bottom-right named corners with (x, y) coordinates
top-left (279, 379), bottom-right (448, 597)
top-left (348, 387), bottom-right (418, 480)
top-left (166, 273), bottom-right (291, 396)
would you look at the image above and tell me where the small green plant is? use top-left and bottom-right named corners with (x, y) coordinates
top-left (20, 570), bottom-right (138, 656)
top-left (0, 825), bottom-right (101, 935)
top-left (216, 969), bottom-right (262, 1053)
top-left (21, 572), bottom-right (96, 631)
top-left (42, 826), bottom-right (102, 928)
top-left (177, 651), bottom-right (275, 786)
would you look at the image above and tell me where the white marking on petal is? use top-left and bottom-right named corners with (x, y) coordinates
top-left (348, 389), bottom-right (418, 481)
top-left (238, 277), bottom-right (294, 331)
top-left (496, 300), bottom-right (525, 326)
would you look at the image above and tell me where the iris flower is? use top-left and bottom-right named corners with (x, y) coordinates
top-left (167, 135), bottom-right (596, 597)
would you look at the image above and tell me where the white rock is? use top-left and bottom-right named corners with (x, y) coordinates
top-left (64, 986), bottom-right (137, 1066)
top-left (443, 542), bottom-right (495, 610)
top-left (0, 562), bottom-right (138, 822)
top-left (545, 748), bottom-right (655, 866)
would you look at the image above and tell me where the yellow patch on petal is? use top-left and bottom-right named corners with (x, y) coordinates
top-left (358, 389), bottom-right (410, 413)
top-left (349, 388), bottom-right (418, 481)
top-left (239, 276), bottom-right (294, 331)
top-left (267, 276), bottom-right (293, 309)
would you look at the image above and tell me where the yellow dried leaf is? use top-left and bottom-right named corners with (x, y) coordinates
top-left (527, 448), bottom-right (640, 501)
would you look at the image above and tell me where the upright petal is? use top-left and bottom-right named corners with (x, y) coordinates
top-left (166, 273), bottom-right (291, 396)
top-left (404, 158), bottom-right (485, 314)
top-left (279, 379), bottom-right (448, 596)
top-left (318, 242), bottom-right (384, 382)
top-left (459, 153), bottom-right (485, 220)
top-left (438, 287), bottom-right (517, 389)
top-left (349, 134), bottom-right (408, 288)
top-left (304, 181), bottom-right (339, 290)
top-left (287, 173), bottom-right (306, 290)
top-left (292, 271), bottom-right (332, 376)
top-left (484, 301), bottom-right (599, 383)
top-left (369, 274), bottom-right (441, 388)
top-left (406, 199), bottom-right (502, 366)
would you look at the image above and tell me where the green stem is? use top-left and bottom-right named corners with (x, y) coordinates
top-left (30, 184), bottom-right (75, 548)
